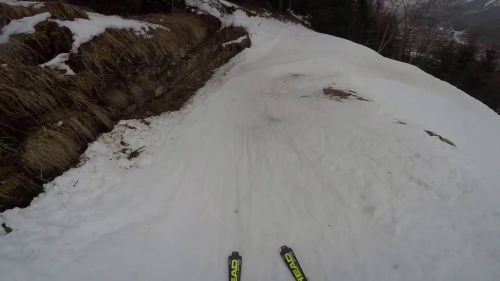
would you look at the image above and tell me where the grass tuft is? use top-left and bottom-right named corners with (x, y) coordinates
top-left (43, 2), bottom-right (89, 21)
top-left (0, 65), bottom-right (88, 129)
top-left (0, 3), bottom-right (34, 29)
top-left (0, 2), bottom-right (88, 31)
top-left (0, 166), bottom-right (41, 211)
top-left (21, 128), bottom-right (81, 178)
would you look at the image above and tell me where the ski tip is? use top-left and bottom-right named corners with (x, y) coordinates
top-left (280, 245), bottom-right (290, 251)
top-left (229, 251), bottom-right (241, 258)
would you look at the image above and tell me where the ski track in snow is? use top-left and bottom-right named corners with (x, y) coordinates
top-left (1, 4), bottom-right (500, 281)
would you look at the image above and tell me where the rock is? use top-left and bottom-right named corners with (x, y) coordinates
top-left (125, 104), bottom-right (137, 115)
top-left (154, 86), bottom-right (164, 97)
top-left (129, 84), bottom-right (147, 106)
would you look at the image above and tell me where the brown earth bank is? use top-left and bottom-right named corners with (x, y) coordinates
top-left (0, 2), bottom-right (250, 211)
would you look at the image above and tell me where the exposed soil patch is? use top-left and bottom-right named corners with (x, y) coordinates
top-left (66, 0), bottom-right (176, 15)
top-left (135, 25), bottom-right (250, 116)
top-left (425, 130), bottom-right (456, 147)
top-left (119, 146), bottom-right (145, 161)
top-left (0, 166), bottom-right (42, 211)
top-left (1, 223), bottom-right (12, 234)
top-left (323, 87), bottom-right (371, 102)
top-left (0, 4), bottom-right (250, 211)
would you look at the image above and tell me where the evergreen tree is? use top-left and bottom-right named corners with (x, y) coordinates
top-left (480, 48), bottom-right (498, 74)
top-left (309, 0), bottom-right (353, 39)
top-left (353, 0), bottom-right (371, 44)
top-left (290, 0), bottom-right (309, 14)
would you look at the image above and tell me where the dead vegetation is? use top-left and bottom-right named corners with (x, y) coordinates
top-left (139, 24), bottom-right (250, 115)
top-left (0, 166), bottom-right (41, 211)
top-left (41, 2), bottom-right (89, 21)
top-left (0, 2), bottom-right (88, 30)
top-left (0, 3), bottom-right (34, 29)
top-left (0, 3), bottom-right (250, 211)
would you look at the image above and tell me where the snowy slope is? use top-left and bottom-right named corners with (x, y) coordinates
top-left (1, 2), bottom-right (500, 281)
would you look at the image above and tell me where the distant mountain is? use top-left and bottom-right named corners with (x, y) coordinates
top-left (385, 0), bottom-right (499, 45)
top-left (449, 0), bottom-right (500, 45)
top-left (452, 0), bottom-right (500, 12)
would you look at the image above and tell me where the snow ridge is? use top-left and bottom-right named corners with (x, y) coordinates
top-left (52, 12), bottom-right (166, 53)
top-left (0, 12), bottom-right (50, 44)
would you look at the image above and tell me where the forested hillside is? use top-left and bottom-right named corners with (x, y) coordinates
top-left (238, 0), bottom-right (499, 113)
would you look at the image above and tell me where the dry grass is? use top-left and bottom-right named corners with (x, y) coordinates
top-left (0, 62), bottom-right (112, 209)
top-left (0, 9), bottom-right (216, 186)
top-left (0, 2), bottom-right (88, 30)
top-left (0, 139), bottom-right (16, 155)
top-left (76, 29), bottom-right (173, 74)
top-left (21, 21), bottom-right (74, 62)
top-left (18, 110), bottom-right (112, 179)
top-left (0, 3), bottom-right (34, 29)
top-left (71, 13), bottom-right (221, 115)
top-left (0, 2), bottom-right (111, 208)
top-left (0, 166), bottom-right (41, 211)
top-left (0, 3), bottom-right (246, 211)
top-left (21, 128), bottom-right (81, 178)
top-left (140, 13), bottom-right (220, 42)
top-left (0, 21), bottom-right (73, 66)
top-left (42, 110), bottom-right (100, 139)
top-left (41, 2), bottom-right (89, 21)
top-left (0, 39), bottom-right (44, 65)
top-left (74, 14), bottom-right (216, 75)
top-left (0, 64), bottom-right (113, 169)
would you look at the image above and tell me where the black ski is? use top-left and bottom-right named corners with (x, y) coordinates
top-left (280, 245), bottom-right (308, 281)
top-left (228, 251), bottom-right (242, 281)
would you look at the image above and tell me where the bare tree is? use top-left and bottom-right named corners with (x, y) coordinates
top-left (373, 0), bottom-right (442, 60)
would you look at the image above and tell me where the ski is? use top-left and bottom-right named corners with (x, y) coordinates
top-left (280, 245), bottom-right (308, 281)
top-left (228, 251), bottom-right (242, 281)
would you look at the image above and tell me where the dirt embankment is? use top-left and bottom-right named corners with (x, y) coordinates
top-left (0, 2), bottom-right (250, 211)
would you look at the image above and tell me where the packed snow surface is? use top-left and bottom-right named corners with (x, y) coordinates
top-left (0, 12), bottom-right (50, 44)
top-left (52, 12), bottom-right (165, 52)
top-left (1, 2), bottom-right (500, 281)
